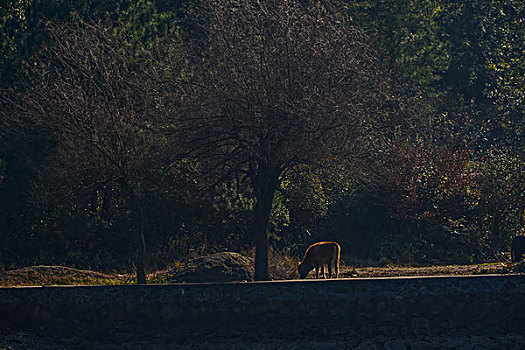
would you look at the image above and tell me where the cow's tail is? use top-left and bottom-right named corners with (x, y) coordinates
top-left (332, 243), bottom-right (340, 269)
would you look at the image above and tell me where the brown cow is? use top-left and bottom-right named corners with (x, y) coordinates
top-left (298, 241), bottom-right (340, 279)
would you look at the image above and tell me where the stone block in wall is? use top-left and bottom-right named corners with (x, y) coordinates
top-left (1, 275), bottom-right (525, 339)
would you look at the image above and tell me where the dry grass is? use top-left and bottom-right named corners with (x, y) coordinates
top-left (0, 265), bottom-right (133, 287)
top-left (240, 247), bottom-right (300, 280)
top-left (0, 259), bottom-right (515, 287)
top-left (340, 262), bottom-right (509, 278)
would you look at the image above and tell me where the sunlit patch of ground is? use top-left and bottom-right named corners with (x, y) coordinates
top-left (0, 261), bottom-right (515, 287)
top-left (0, 265), bottom-right (133, 287)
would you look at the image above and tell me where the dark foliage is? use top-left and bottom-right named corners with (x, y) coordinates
top-left (0, 0), bottom-right (523, 273)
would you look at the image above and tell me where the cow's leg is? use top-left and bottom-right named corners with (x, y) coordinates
top-left (328, 262), bottom-right (332, 279)
top-left (332, 256), bottom-right (338, 278)
top-left (315, 267), bottom-right (319, 279)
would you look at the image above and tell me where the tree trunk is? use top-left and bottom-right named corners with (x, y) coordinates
top-left (132, 207), bottom-right (147, 284)
top-left (252, 165), bottom-right (282, 281)
top-left (121, 179), bottom-right (147, 284)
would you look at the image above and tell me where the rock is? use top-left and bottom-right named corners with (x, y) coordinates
top-left (315, 342), bottom-right (338, 350)
top-left (384, 340), bottom-right (407, 350)
top-left (169, 252), bottom-right (254, 283)
top-left (460, 343), bottom-right (474, 350)
top-left (410, 341), bottom-right (433, 350)
top-left (355, 341), bottom-right (379, 350)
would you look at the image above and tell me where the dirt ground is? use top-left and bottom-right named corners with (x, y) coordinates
top-left (0, 265), bottom-right (133, 287)
top-left (338, 262), bottom-right (509, 279)
top-left (0, 262), bottom-right (511, 287)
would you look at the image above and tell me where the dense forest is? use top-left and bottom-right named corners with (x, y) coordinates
top-left (1, 0), bottom-right (524, 281)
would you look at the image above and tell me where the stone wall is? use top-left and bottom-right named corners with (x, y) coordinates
top-left (1, 275), bottom-right (525, 342)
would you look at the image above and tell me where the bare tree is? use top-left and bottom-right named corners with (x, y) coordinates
top-left (172, 0), bottom-right (403, 280)
top-left (4, 20), bottom-right (165, 284)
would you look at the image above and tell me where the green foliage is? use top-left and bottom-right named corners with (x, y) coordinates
top-left (0, 0), bottom-right (184, 273)
top-left (0, 0), bottom-right (179, 85)
top-left (319, 185), bottom-right (390, 263)
top-left (1, 0), bottom-right (523, 271)
top-left (0, 0), bottom-right (30, 84)
top-left (346, 0), bottom-right (449, 90)
top-left (346, 0), bottom-right (524, 153)
top-left (379, 236), bottom-right (427, 264)
top-left (281, 171), bottom-right (329, 226)
top-left (475, 150), bottom-right (525, 251)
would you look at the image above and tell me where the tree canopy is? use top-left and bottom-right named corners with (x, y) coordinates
top-left (1, 0), bottom-right (524, 277)
top-left (169, 0), bottom-right (405, 279)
